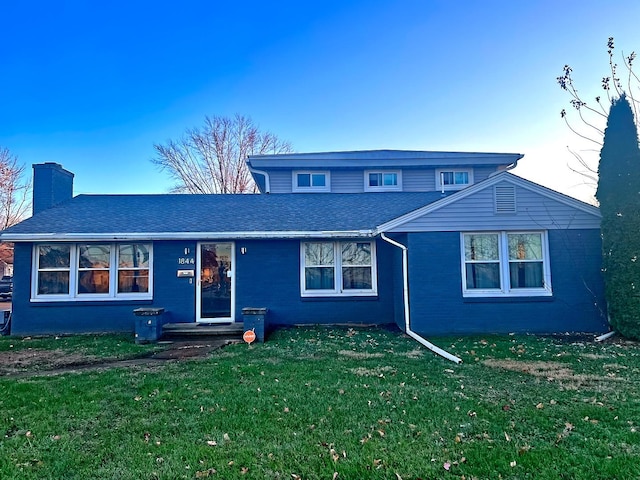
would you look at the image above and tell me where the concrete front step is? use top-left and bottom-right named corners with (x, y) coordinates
top-left (162, 322), bottom-right (244, 337)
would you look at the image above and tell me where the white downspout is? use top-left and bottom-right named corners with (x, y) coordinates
top-left (247, 166), bottom-right (271, 193)
top-left (381, 232), bottom-right (462, 364)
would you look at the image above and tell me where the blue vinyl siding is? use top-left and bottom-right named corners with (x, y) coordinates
top-left (268, 171), bottom-right (293, 193)
top-left (266, 167), bottom-right (486, 193)
top-left (390, 181), bottom-right (600, 232)
top-left (403, 230), bottom-right (607, 335)
top-left (402, 169), bottom-right (434, 191)
top-left (332, 170), bottom-right (364, 193)
top-left (473, 166), bottom-right (498, 182)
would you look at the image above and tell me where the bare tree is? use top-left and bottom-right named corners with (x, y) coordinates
top-left (0, 147), bottom-right (31, 230)
top-left (557, 37), bottom-right (640, 188)
top-left (152, 114), bottom-right (293, 194)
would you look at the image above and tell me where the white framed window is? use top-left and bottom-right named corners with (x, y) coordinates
top-left (300, 241), bottom-right (377, 297)
top-left (32, 242), bottom-right (153, 301)
top-left (460, 231), bottom-right (551, 297)
top-left (364, 171), bottom-right (402, 191)
top-left (292, 171), bottom-right (330, 192)
top-left (436, 168), bottom-right (473, 191)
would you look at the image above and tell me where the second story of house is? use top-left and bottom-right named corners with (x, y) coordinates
top-left (246, 150), bottom-right (524, 194)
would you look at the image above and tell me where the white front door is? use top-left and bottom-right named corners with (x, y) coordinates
top-left (196, 242), bottom-right (234, 323)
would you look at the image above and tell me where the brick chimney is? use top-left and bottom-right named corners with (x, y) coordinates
top-left (32, 163), bottom-right (74, 215)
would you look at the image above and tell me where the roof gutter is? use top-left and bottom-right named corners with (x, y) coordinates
top-left (0, 230), bottom-right (375, 242)
top-left (246, 164), bottom-right (271, 193)
top-left (492, 153), bottom-right (524, 175)
top-left (380, 232), bottom-right (462, 364)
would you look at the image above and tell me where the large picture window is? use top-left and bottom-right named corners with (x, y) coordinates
top-left (33, 243), bottom-right (152, 301)
top-left (461, 232), bottom-right (551, 297)
top-left (301, 241), bottom-right (377, 296)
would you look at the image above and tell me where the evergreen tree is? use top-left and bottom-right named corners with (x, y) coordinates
top-left (596, 94), bottom-right (640, 339)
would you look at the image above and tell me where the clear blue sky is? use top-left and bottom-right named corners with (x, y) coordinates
top-left (2, 0), bottom-right (640, 202)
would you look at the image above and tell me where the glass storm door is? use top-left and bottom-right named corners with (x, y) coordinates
top-left (197, 243), bottom-right (234, 323)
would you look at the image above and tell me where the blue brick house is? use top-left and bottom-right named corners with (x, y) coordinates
top-left (0, 151), bottom-right (608, 341)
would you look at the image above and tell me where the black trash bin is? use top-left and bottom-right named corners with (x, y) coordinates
top-left (242, 307), bottom-right (269, 343)
top-left (133, 307), bottom-right (165, 344)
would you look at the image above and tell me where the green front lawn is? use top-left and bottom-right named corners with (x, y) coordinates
top-left (0, 327), bottom-right (638, 479)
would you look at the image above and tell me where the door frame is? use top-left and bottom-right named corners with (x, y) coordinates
top-left (196, 241), bottom-right (235, 323)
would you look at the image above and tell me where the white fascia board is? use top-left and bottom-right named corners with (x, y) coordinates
top-left (374, 172), bottom-right (600, 234)
top-left (1, 230), bottom-right (375, 242)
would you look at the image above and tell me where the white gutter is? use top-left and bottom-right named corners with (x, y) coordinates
top-left (492, 153), bottom-right (523, 175)
top-left (247, 165), bottom-right (271, 193)
top-left (0, 229), bottom-right (374, 242)
top-left (380, 232), bottom-right (462, 364)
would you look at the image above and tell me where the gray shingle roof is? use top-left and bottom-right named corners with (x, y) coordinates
top-left (1, 192), bottom-right (448, 240)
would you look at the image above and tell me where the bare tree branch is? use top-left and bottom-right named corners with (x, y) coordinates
top-left (152, 115), bottom-right (292, 194)
top-left (0, 147), bottom-right (31, 230)
top-left (558, 37), bottom-right (640, 193)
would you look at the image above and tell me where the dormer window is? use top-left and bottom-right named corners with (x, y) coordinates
top-left (435, 168), bottom-right (473, 191)
top-left (293, 171), bottom-right (330, 192)
top-left (364, 171), bottom-right (402, 192)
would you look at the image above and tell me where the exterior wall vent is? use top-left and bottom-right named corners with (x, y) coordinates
top-left (494, 185), bottom-right (516, 214)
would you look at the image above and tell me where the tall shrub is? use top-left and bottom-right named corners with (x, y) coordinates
top-left (596, 94), bottom-right (640, 338)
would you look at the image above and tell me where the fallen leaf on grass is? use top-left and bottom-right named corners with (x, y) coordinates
top-left (195, 468), bottom-right (217, 478)
top-left (518, 445), bottom-right (531, 455)
top-left (536, 403), bottom-right (544, 409)
top-left (206, 440), bottom-right (217, 446)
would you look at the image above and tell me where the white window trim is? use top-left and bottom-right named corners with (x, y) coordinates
top-left (292, 171), bottom-right (331, 192)
top-left (435, 168), bottom-right (474, 191)
top-left (300, 241), bottom-right (378, 297)
top-left (460, 231), bottom-right (552, 298)
top-left (364, 170), bottom-right (402, 192)
top-left (31, 243), bottom-right (153, 302)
